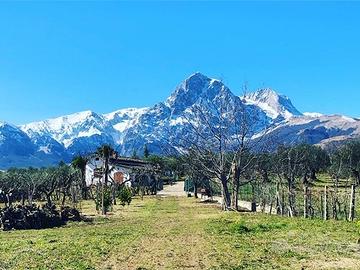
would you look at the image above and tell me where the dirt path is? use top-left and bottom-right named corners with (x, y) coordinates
top-left (157, 181), bottom-right (186, 197)
top-left (158, 181), bottom-right (275, 213)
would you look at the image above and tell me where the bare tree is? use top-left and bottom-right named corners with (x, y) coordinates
top-left (177, 87), bottom-right (268, 210)
top-left (20, 168), bottom-right (41, 205)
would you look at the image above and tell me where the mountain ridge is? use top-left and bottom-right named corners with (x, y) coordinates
top-left (0, 72), bottom-right (359, 169)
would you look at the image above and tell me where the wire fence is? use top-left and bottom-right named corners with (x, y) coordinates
top-left (239, 181), bottom-right (358, 221)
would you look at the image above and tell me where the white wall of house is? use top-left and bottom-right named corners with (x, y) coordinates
top-left (85, 158), bottom-right (132, 187)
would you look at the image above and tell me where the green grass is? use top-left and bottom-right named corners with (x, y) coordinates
top-left (1, 197), bottom-right (360, 269)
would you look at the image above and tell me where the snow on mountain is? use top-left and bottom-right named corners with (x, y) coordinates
top-left (21, 108), bottom-right (150, 148)
top-left (118, 72), bottom-right (271, 156)
top-left (104, 108), bottom-right (149, 143)
top-left (257, 114), bottom-right (360, 148)
top-left (243, 88), bottom-right (302, 121)
top-left (0, 122), bottom-right (35, 155)
top-left (104, 107), bottom-right (149, 123)
top-left (303, 112), bottom-right (324, 118)
top-left (0, 72), bottom-right (359, 168)
top-left (21, 111), bottom-right (108, 147)
top-left (165, 73), bottom-right (227, 114)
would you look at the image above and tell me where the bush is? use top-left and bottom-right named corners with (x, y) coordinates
top-left (60, 206), bottom-right (82, 222)
top-left (94, 187), bottom-right (113, 213)
top-left (118, 187), bottom-right (133, 206)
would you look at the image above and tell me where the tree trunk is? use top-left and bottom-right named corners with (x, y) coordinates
top-left (194, 181), bottom-right (198, 199)
top-left (102, 155), bottom-right (110, 215)
top-left (221, 175), bottom-right (231, 210)
top-left (251, 184), bottom-right (257, 212)
top-left (230, 168), bottom-right (240, 211)
top-left (231, 180), bottom-right (239, 211)
top-left (281, 190), bottom-right (285, 216)
top-left (112, 184), bottom-right (117, 205)
top-left (310, 170), bottom-right (317, 181)
top-left (276, 192), bottom-right (281, 215)
top-left (81, 170), bottom-right (88, 200)
top-left (62, 191), bottom-right (66, 207)
top-left (28, 188), bottom-right (34, 205)
top-left (349, 184), bottom-right (356, 221)
top-left (287, 179), bottom-right (296, 217)
top-left (101, 181), bottom-right (105, 215)
top-left (6, 193), bottom-right (11, 207)
top-left (46, 193), bottom-right (52, 206)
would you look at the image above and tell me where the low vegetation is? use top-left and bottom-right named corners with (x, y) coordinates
top-left (0, 196), bottom-right (359, 270)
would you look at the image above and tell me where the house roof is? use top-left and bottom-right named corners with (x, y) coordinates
top-left (109, 157), bottom-right (157, 170)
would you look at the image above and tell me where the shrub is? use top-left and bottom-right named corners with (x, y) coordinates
top-left (118, 187), bottom-right (133, 206)
top-left (60, 206), bottom-right (82, 222)
top-left (94, 187), bottom-right (113, 213)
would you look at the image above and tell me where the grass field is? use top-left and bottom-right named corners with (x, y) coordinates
top-left (1, 196), bottom-right (360, 270)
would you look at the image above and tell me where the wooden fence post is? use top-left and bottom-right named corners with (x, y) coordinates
top-left (281, 190), bottom-right (285, 216)
top-left (304, 185), bottom-right (308, 218)
top-left (324, 185), bottom-right (328, 221)
top-left (308, 187), bottom-right (313, 218)
top-left (349, 185), bottom-right (356, 222)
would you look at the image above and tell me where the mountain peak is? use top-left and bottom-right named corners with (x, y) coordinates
top-left (64, 110), bottom-right (100, 122)
top-left (0, 121), bottom-right (18, 130)
top-left (245, 88), bottom-right (283, 103)
top-left (182, 72), bottom-right (212, 92)
top-left (187, 72), bottom-right (209, 80)
top-left (243, 88), bottom-right (302, 120)
top-left (166, 73), bottom-right (232, 114)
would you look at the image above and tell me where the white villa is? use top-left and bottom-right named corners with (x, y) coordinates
top-left (85, 156), bottom-right (160, 192)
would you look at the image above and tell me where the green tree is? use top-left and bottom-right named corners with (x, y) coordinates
top-left (297, 144), bottom-right (330, 183)
top-left (131, 150), bottom-right (138, 159)
top-left (0, 169), bottom-right (20, 207)
top-left (118, 186), bottom-right (133, 206)
top-left (72, 155), bottom-right (89, 199)
top-left (330, 140), bottom-right (360, 185)
top-left (144, 144), bottom-right (150, 158)
top-left (96, 144), bottom-right (116, 215)
top-left (38, 167), bottom-right (59, 206)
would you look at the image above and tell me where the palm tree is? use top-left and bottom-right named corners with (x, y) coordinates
top-left (72, 155), bottom-right (88, 200)
top-left (96, 145), bottom-right (116, 215)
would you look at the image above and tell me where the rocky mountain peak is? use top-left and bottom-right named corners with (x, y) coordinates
top-left (166, 72), bottom-right (234, 115)
top-left (243, 88), bottom-right (302, 120)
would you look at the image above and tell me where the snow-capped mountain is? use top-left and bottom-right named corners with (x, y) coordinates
top-left (119, 73), bottom-right (252, 155)
top-left (0, 122), bottom-right (35, 156)
top-left (0, 122), bottom-right (63, 168)
top-left (243, 88), bottom-right (302, 121)
top-left (258, 114), bottom-right (360, 149)
top-left (0, 72), bottom-right (359, 168)
top-left (103, 107), bottom-right (149, 144)
top-left (21, 110), bottom-right (116, 157)
top-left (117, 73), bottom-right (273, 156)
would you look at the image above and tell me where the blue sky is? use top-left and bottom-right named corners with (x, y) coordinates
top-left (0, 1), bottom-right (359, 125)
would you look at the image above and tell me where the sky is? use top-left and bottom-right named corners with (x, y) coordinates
top-left (0, 1), bottom-right (359, 125)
